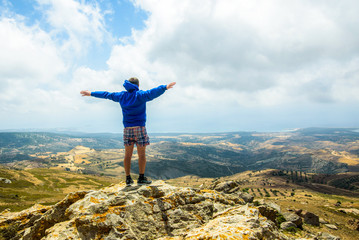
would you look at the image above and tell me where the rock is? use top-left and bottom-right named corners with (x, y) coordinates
top-left (280, 221), bottom-right (296, 230)
top-left (319, 218), bottom-right (328, 224)
top-left (317, 232), bottom-right (341, 240)
top-left (0, 177), bottom-right (11, 184)
top-left (295, 209), bottom-right (303, 216)
top-left (348, 218), bottom-right (359, 231)
top-left (182, 205), bottom-right (289, 240)
top-left (282, 212), bottom-right (303, 228)
top-left (213, 180), bottom-right (239, 193)
top-left (0, 181), bottom-right (292, 240)
top-left (267, 201), bottom-right (281, 213)
top-left (302, 211), bottom-right (320, 226)
top-left (258, 205), bottom-right (279, 223)
top-left (22, 191), bottom-right (89, 240)
top-left (339, 208), bottom-right (359, 215)
top-left (238, 191), bottom-right (254, 203)
top-left (325, 224), bottom-right (338, 230)
top-left (0, 204), bottom-right (51, 235)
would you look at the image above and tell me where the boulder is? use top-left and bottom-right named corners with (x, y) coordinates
top-left (282, 212), bottom-right (303, 228)
top-left (258, 205), bottom-right (279, 223)
top-left (238, 191), bottom-right (254, 203)
top-left (302, 211), bottom-right (320, 226)
top-left (317, 232), bottom-right (341, 240)
top-left (213, 180), bottom-right (239, 193)
top-left (280, 221), bottom-right (296, 230)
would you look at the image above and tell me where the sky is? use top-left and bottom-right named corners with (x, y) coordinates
top-left (0, 0), bottom-right (359, 133)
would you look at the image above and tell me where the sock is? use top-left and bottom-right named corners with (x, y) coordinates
top-left (126, 175), bottom-right (132, 179)
top-left (139, 174), bottom-right (144, 179)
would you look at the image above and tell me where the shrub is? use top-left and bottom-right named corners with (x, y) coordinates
top-left (276, 213), bottom-right (286, 226)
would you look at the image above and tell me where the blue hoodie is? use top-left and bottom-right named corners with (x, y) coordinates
top-left (91, 80), bottom-right (167, 127)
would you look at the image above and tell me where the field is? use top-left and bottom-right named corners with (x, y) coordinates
top-left (0, 167), bottom-right (120, 212)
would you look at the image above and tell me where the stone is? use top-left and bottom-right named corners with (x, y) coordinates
top-left (317, 232), bottom-right (341, 240)
top-left (183, 205), bottom-right (289, 240)
top-left (325, 224), bottom-right (338, 230)
top-left (339, 208), bottom-right (359, 215)
top-left (302, 211), bottom-right (320, 226)
top-left (319, 218), bottom-right (328, 224)
top-left (258, 205), bottom-right (279, 223)
top-left (280, 221), bottom-right (297, 230)
top-left (238, 191), bottom-right (254, 203)
top-left (282, 212), bottom-right (303, 228)
top-left (213, 180), bottom-right (239, 193)
top-left (0, 177), bottom-right (11, 184)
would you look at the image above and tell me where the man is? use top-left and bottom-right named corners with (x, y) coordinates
top-left (80, 78), bottom-right (176, 186)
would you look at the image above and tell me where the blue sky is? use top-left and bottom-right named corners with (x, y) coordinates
top-left (1, 0), bottom-right (359, 133)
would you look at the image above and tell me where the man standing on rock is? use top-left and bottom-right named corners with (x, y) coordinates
top-left (80, 78), bottom-right (176, 186)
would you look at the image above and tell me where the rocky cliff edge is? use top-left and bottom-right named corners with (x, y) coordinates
top-left (0, 181), bottom-right (339, 240)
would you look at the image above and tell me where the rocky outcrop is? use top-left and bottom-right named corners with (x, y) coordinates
top-left (0, 181), bottom-right (290, 240)
top-left (0, 180), bottom-right (342, 240)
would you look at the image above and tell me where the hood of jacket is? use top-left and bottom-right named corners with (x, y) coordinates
top-left (123, 80), bottom-right (139, 93)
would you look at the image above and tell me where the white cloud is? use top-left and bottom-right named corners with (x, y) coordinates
top-left (0, 18), bottom-right (65, 84)
top-left (36, 0), bottom-right (109, 56)
top-left (0, 0), bottom-right (111, 130)
top-left (109, 0), bottom-right (359, 107)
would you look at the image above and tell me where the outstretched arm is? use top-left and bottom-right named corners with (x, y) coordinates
top-left (141, 82), bottom-right (176, 102)
top-left (80, 90), bottom-right (121, 102)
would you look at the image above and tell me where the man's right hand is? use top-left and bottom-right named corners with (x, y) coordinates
top-left (166, 82), bottom-right (176, 90)
top-left (80, 90), bottom-right (91, 96)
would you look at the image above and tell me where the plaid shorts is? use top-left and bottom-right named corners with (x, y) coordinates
top-left (123, 126), bottom-right (150, 146)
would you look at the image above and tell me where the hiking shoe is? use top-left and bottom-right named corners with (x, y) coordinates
top-left (137, 177), bottom-right (152, 185)
top-left (126, 177), bottom-right (134, 186)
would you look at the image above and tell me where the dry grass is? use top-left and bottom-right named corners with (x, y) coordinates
top-left (0, 167), bottom-right (120, 212)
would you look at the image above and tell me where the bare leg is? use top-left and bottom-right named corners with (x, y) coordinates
top-left (137, 144), bottom-right (147, 174)
top-left (124, 144), bottom-right (135, 176)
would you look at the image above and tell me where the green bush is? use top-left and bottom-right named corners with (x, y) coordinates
top-left (276, 213), bottom-right (286, 226)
